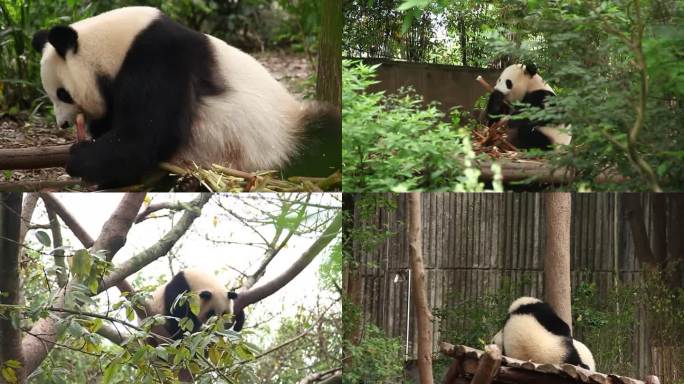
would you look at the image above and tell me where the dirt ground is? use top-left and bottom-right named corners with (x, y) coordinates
top-left (0, 51), bottom-right (314, 185)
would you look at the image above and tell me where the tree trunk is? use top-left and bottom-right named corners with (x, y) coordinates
top-left (408, 192), bottom-right (433, 384)
top-left (666, 194), bottom-right (684, 289)
top-left (623, 194), bottom-right (658, 267)
top-left (316, 0), bottom-right (342, 109)
top-left (0, 193), bottom-right (25, 382)
top-left (652, 194), bottom-right (666, 264)
top-left (459, 13), bottom-right (467, 66)
top-left (543, 192), bottom-right (572, 329)
top-left (342, 194), bottom-right (362, 372)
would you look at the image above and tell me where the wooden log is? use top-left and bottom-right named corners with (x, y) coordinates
top-left (443, 361), bottom-right (463, 384)
top-left (492, 366), bottom-right (576, 384)
top-left (0, 145), bottom-right (70, 170)
top-left (441, 344), bottom-right (650, 384)
top-left (0, 179), bottom-right (81, 192)
top-left (476, 159), bottom-right (626, 185)
top-left (470, 345), bottom-right (502, 384)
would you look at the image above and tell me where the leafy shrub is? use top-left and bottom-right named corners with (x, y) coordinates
top-left (342, 60), bottom-right (493, 192)
top-left (342, 324), bottom-right (404, 384)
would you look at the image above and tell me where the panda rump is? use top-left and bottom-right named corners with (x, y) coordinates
top-left (497, 296), bottom-right (595, 371)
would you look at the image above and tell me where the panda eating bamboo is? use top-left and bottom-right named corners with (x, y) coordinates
top-left (32, 6), bottom-right (340, 187)
top-left (484, 63), bottom-right (571, 150)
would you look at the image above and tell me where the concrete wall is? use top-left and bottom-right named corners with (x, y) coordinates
top-left (361, 59), bottom-right (501, 115)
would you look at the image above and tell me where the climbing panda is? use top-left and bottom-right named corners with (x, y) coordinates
top-left (146, 269), bottom-right (245, 341)
top-left (491, 296), bottom-right (596, 371)
top-left (484, 63), bottom-right (570, 150)
top-left (31, 6), bottom-right (339, 187)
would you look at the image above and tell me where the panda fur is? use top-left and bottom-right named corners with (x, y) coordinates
top-left (32, 7), bottom-right (339, 187)
top-left (492, 296), bottom-right (595, 371)
top-left (147, 269), bottom-right (244, 340)
top-left (485, 63), bottom-right (570, 150)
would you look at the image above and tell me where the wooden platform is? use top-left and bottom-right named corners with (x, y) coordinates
top-left (440, 343), bottom-right (660, 384)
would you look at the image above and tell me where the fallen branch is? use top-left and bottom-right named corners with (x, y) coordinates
top-left (476, 159), bottom-right (625, 184)
top-left (0, 179), bottom-right (81, 192)
top-left (0, 145), bottom-right (70, 170)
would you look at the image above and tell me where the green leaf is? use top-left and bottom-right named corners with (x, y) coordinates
top-left (396, 0), bottom-right (430, 11)
top-left (3, 361), bottom-right (21, 369)
top-left (189, 294), bottom-right (200, 316)
top-left (180, 317), bottom-right (194, 332)
top-left (35, 230), bottom-right (51, 247)
top-left (155, 346), bottom-right (168, 361)
top-left (72, 249), bottom-right (92, 280)
top-left (208, 346), bottom-right (221, 365)
top-left (102, 362), bottom-right (119, 384)
top-left (1, 367), bottom-right (17, 383)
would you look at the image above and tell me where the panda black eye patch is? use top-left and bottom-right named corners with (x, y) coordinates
top-left (506, 80), bottom-right (513, 90)
top-left (56, 87), bottom-right (74, 104)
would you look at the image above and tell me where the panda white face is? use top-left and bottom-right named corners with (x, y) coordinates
top-left (494, 64), bottom-right (531, 102)
top-left (39, 60), bottom-right (82, 129)
top-left (493, 64), bottom-right (553, 103)
top-left (181, 269), bottom-right (238, 328)
top-left (33, 7), bottom-right (160, 130)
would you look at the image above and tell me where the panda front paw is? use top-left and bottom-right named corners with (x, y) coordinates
top-left (65, 140), bottom-right (95, 177)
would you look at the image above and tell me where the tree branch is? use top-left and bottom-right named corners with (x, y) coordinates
top-left (92, 193), bottom-right (146, 261)
top-left (39, 193), bottom-right (94, 248)
top-left (135, 202), bottom-right (185, 223)
top-left (46, 205), bottom-right (68, 287)
top-left (100, 194), bottom-right (212, 292)
top-left (233, 211), bottom-right (341, 316)
top-left (245, 195), bottom-right (311, 289)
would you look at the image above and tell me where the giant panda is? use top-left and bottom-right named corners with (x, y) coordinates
top-left (31, 6), bottom-right (340, 187)
top-left (484, 63), bottom-right (570, 150)
top-left (491, 296), bottom-right (596, 371)
top-left (146, 269), bottom-right (245, 341)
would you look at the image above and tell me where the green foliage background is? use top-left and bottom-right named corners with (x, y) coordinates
top-left (342, 60), bottom-right (497, 192)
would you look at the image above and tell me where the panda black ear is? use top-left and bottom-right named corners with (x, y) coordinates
top-left (199, 290), bottom-right (212, 300)
top-left (48, 25), bottom-right (78, 58)
top-left (524, 63), bottom-right (538, 77)
top-left (32, 30), bottom-right (49, 53)
top-left (228, 291), bottom-right (238, 300)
